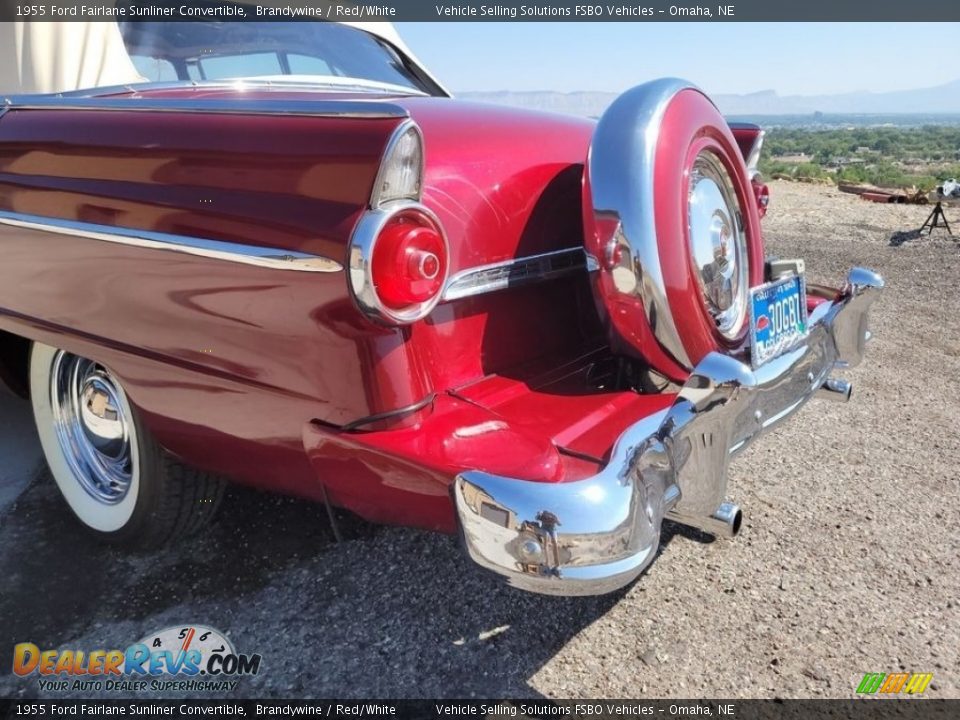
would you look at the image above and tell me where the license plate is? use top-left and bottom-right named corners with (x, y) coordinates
top-left (749, 274), bottom-right (809, 367)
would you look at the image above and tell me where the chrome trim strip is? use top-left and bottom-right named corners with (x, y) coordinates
top-left (0, 211), bottom-right (342, 273)
top-left (1, 94), bottom-right (409, 120)
top-left (442, 248), bottom-right (590, 302)
top-left (588, 78), bottom-right (700, 368)
top-left (455, 267), bottom-right (883, 595)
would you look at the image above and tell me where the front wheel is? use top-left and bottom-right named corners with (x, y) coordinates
top-left (29, 342), bottom-right (224, 547)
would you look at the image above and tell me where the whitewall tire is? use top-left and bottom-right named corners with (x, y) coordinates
top-left (29, 342), bottom-right (224, 546)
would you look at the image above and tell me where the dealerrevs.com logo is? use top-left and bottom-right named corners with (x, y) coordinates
top-left (12, 625), bottom-right (262, 693)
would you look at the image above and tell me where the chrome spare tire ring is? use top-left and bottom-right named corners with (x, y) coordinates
top-left (50, 351), bottom-right (134, 505)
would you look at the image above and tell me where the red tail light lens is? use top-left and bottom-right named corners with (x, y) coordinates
top-left (371, 211), bottom-right (448, 311)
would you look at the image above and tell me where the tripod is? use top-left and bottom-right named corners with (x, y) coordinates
top-left (919, 201), bottom-right (953, 236)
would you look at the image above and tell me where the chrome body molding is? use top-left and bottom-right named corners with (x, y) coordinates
top-left (442, 248), bottom-right (590, 302)
top-left (1, 94), bottom-right (409, 120)
top-left (0, 211), bottom-right (342, 273)
top-left (454, 267), bottom-right (883, 595)
top-left (587, 78), bottom-right (703, 368)
top-left (348, 201), bottom-right (450, 324)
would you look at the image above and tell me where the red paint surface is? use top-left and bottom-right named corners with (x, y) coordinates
top-left (0, 87), bottom-right (788, 533)
top-left (0, 86), bottom-right (667, 531)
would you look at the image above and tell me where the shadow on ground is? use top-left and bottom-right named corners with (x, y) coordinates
top-left (0, 472), bottom-right (706, 698)
top-left (888, 229), bottom-right (924, 246)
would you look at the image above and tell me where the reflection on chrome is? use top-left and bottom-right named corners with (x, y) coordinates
top-left (50, 352), bottom-right (133, 505)
top-left (688, 150), bottom-right (749, 340)
top-left (588, 78), bottom-right (700, 368)
top-left (0, 211), bottom-right (341, 273)
top-left (442, 248), bottom-right (590, 301)
top-left (455, 267), bottom-right (883, 595)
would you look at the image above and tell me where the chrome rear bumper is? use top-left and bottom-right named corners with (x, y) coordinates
top-left (453, 268), bottom-right (883, 595)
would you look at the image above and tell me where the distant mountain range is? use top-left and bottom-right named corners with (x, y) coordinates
top-left (459, 79), bottom-right (960, 118)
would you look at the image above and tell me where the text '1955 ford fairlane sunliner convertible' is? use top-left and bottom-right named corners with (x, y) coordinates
top-left (0, 21), bottom-right (883, 595)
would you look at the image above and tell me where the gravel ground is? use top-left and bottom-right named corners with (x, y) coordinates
top-left (0, 180), bottom-right (958, 700)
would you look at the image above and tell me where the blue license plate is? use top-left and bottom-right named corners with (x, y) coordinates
top-left (749, 275), bottom-right (809, 367)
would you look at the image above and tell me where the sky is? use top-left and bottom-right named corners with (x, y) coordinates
top-left (396, 23), bottom-right (960, 96)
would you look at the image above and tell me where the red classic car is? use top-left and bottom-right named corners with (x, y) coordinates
top-left (0, 21), bottom-right (882, 595)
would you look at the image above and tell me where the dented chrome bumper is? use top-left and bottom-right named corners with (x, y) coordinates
top-left (453, 268), bottom-right (883, 596)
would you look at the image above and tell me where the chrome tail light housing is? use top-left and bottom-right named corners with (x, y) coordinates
top-left (349, 119), bottom-right (449, 325)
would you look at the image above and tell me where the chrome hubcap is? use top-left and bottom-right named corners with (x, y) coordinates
top-left (50, 352), bottom-right (133, 504)
top-left (688, 151), bottom-right (749, 340)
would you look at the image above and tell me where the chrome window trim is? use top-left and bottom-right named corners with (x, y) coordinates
top-left (588, 78), bottom-right (701, 368)
top-left (0, 211), bottom-right (342, 273)
top-left (29, 78), bottom-right (428, 100)
top-left (1, 92), bottom-right (409, 120)
top-left (442, 248), bottom-right (591, 302)
top-left (347, 200), bottom-right (450, 324)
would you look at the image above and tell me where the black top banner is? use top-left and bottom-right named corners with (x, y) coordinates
top-left (2, 0), bottom-right (960, 22)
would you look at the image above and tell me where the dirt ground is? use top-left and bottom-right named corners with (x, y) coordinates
top-left (0, 180), bottom-right (957, 699)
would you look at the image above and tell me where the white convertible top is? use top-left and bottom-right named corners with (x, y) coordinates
top-left (0, 22), bottom-right (143, 95)
top-left (0, 21), bottom-right (447, 96)
top-left (341, 22), bottom-right (448, 94)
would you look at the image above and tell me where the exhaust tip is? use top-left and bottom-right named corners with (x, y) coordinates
top-left (730, 507), bottom-right (743, 536)
top-left (713, 502), bottom-right (743, 538)
top-left (818, 377), bottom-right (852, 403)
top-left (668, 502), bottom-right (743, 538)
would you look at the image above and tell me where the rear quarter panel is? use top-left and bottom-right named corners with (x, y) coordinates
top-left (0, 105), bottom-right (405, 497)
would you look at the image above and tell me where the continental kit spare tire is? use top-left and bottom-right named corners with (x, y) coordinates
top-left (583, 79), bottom-right (765, 382)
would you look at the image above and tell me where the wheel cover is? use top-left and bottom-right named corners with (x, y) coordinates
top-left (49, 351), bottom-right (133, 505)
top-left (687, 150), bottom-right (749, 340)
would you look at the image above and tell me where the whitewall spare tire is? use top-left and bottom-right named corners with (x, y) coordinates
top-left (30, 342), bottom-right (223, 546)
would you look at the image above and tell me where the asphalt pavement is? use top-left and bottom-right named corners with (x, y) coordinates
top-left (0, 393), bottom-right (40, 515)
